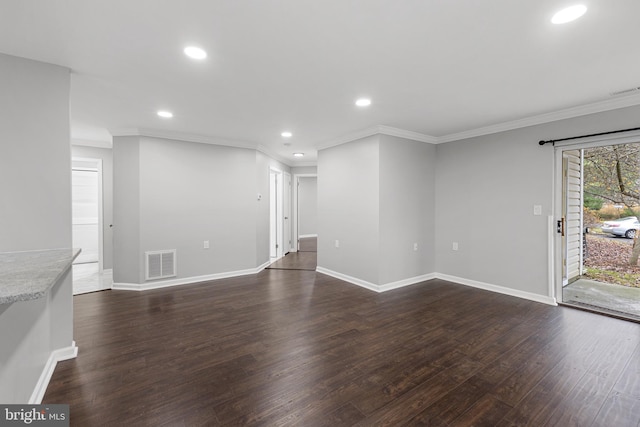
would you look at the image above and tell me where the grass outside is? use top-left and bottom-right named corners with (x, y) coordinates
top-left (583, 232), bottom-right (640, 288)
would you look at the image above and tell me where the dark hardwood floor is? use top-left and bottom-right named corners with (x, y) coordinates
top-left (267, 237), bottom-right (318, 271)
top-left (44, 267), bottom-right (640, 426)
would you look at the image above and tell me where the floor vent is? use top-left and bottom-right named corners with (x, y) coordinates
top-left (145, 250), bottom-right (176, 280)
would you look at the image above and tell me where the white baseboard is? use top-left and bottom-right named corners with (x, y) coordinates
top-left (112, 261), bottom-right (271, 292)
top-left (434, 273), bottom-right (557, 306)
top-left (380, 273), bottom-right (437, 292)
top-left (316, 267), bottom-right (435, 293)
top-left (299, 234), bottom-right (318, 238)
top-left (315, 267), bottom-right (556, 306)
top-left (316, 267), bottom-right (380, 292)
top-left (29, 341), bottom-right (78, 404)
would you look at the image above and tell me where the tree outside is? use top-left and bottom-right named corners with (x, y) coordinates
top-left (583, 143), bottom-right (640, 287)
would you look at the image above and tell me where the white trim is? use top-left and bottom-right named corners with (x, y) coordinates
top-left (316, 266), bottom-right (436, 293)
top-left (71, 138), bottom-right (112, 149)
top-left (436, 94), bottom-right (640, 144)
top-left (377, 125), bottom-right (438, 144)
top-left (29, 342), bottom-right (78, 404)
top-left (112, 262), bottom-right (270, 292)
top-left (71, 158), bottom-right (104, 273)
top-left (316, 267), bottom-right (380, 292)
top-left (316, 126), bottom-right (381, 151)
top-left (109, 128), bottom-right (291, 166)
top-left (293, 173), bottom-right (318, 252)
top-left (315, 267), bottom-right (557, 305)
top-left (317, 125), bottom-right (437, 151)
top-left (299, 234), bottom-right (318, 238)
top-left (434, 273), bottom-right (557, 306)
top-left (379, 273), bottom-right (438, 292)
top-left (548, 215), bottom-right (556, 302)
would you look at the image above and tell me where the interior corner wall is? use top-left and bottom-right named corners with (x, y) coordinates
top-left (137, 137), bottom-right (260, 281)
top-left (0, 53), bottom-right (71, 252)
top-left (0, 53), bottom-right (72, 404)
top-left (434, 103), bottom-right (640, 298)
top-left (379, 135), bottom-right (436, 284)
top-left (298, 177), bottom-right (318, 236)
top-left (317, 135), bottom-right (380, 284)
top-left (71, 145), bottom-right (114, 269)
top-left (112, 136), bottom-right (141, 283)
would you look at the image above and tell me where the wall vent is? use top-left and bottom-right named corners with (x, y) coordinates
top-left (145, 250), bottom-right (176, 281)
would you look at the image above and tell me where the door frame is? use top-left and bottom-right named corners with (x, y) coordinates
top-left (71, 157), bottom-right (104, 273)
top-left (284, 172), bottom-right (292, 255)
top-left (269, 167), bottom-right (285, 260)
top-left (292, 173), bottom-right (317, 252)
top-left (552, 130), bottom-right (640, 303)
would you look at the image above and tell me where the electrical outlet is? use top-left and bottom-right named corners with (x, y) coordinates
top-left (413, 243), bottom-right (418, 251)
top-left (204, 240), bottom-right (210, 249)
top-left (452, 242), bottom-right (459, 251)
top-left (335, 240), bottom-right (340, 248)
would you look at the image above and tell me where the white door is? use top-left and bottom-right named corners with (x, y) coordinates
top-left (284, 172), bottom-right (292, 254)
top-left (72, 169), bottom-right (100, 264)
top-left (269, 169), bottom-right (284, 260)
top-left (270, 171), bottom-right (278, 258)
top-left (562, 150), bottom-right (583, 286)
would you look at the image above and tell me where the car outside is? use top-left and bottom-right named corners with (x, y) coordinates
top-left (601, 216), bottom-right (640, 238)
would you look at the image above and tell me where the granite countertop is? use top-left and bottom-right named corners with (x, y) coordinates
top-left (0, 248), bottom-right (80, 304)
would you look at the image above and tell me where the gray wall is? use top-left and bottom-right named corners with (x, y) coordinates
top-left (0, 54), bottom-right (73, 403)
top-left (113, 137), bottom-right (290, 284)
top-left (435, 103), bottom-right (640, 297)
top-left (292, 166), bottom-right (317, 175)
top-left (113, 137), bottom-right (141, 283)
top-left (0, 53), bottom-right (71, 252)
top-left (71, 145), bottom-right (114, 269)
top-left (379, 135), bottom-right (436, 284)
top-left (298, 177), bottom-right (318, 236)
top-left (318, 135), bottom-right (380, 284)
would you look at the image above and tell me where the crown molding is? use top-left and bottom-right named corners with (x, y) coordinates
top-left (377, 125), bottom-right (439, 144)
top-left (436, 93), bottom-right (640, 144)
top-left (110, 128), bottom-right (298, 166)
top-left (71, 138), bottom-right (113, 149)
top-left (109, 127), bottom-right (258, 150)
top-left (315, 126), bottom-right (381, 151)
top-left (316, 125), bottom-right (437, 151)
top-left (255, 144), bottom-right (296, 166)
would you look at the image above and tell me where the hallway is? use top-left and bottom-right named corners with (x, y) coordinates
top-left (267, 236), bottom-right (317, 271)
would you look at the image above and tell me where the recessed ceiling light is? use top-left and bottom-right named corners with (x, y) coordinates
top-left (551, 5), bottom-right (587, 24)
top-left (157, 110), bottom-right (173, 118)
top-left (281, 131), bottom-right (293, 138)
top-left (355, 98), bottom-right (371, 107)
top-left (293, 153), bottom-right (304, 157)
top-left (184, 46), bottom-right (207, 60)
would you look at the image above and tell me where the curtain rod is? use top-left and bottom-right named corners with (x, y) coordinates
top-left (538, 126), bottom-right (640, 146)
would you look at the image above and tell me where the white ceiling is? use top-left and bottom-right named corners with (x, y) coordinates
top-left (1, 1), bottom-right (640, 165)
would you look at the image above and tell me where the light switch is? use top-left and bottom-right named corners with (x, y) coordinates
top-left (204, 240), bottom-right (210, 249)
top-left (533, 205), bottom-right (542, 216)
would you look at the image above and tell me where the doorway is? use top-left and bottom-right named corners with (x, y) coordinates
top-left (72, 158), bottom-right (110, 294)
top-left (293, 174), bottom-right (318, 252)
top-left (269, 168), bottom-right (284, 261)
top-left (555, 139), bottom-right (640, 320)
